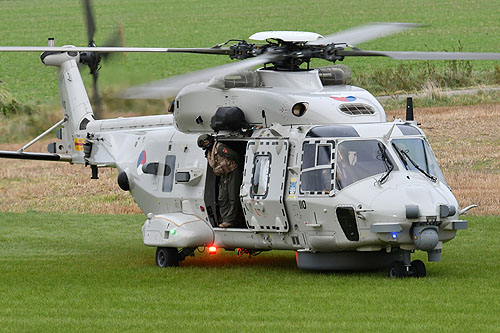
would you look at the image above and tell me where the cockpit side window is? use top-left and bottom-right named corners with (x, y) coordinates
top-left (300, 141), bottom-right (335, 194)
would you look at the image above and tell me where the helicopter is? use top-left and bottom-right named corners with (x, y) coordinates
top-left (1, 2), bottom-right (499, 278)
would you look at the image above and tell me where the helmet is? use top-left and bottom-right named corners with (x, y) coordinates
top-left (197, 134), bottom-right (214, 149)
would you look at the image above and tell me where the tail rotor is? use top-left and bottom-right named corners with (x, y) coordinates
top-left (80, 0), bottom-right (124, 119)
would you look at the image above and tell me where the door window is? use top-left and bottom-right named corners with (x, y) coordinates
top-left (251, 154), bottom-right (271, 198)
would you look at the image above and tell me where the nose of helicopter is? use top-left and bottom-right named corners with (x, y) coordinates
top-left (403, 184), bottom-right (445, 216)
top-left (370, 179), bottom-right (458, 220)
top-left (364, 176), bottom-right (459, 260)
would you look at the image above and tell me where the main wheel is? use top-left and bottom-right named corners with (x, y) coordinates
top-left (410, 259), bottom-right (427, 278)
top-left (155, 247), bottom-right (179, 267)
top-left (388, 261), bottom-right (407, 278)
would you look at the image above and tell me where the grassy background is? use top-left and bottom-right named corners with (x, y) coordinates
top-left (0, 212), bottom-right (499, 331)
top-left (0, 2), bottom-right (499, 330)
top-left (0, 0), bottom-right (499, 105)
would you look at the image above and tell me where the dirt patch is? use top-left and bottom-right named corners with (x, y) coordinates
top-left (0, 141), bottom-right (141, 215)
top-left (386, 103), bottom-right (500, 215)
top-left (1, 103), bottom-right (499, 215)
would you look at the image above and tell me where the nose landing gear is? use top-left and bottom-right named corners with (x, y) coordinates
top-left (388, 259), bottom-right (427, 278)
top-left (409, 259), bottom-right (427, 277)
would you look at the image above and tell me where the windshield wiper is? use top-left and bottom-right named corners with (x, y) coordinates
top-left (392, 143), bottom-right (437, 183)
top-left (377, 142), bottom-right (394, 184)
top-left (391, 142), bottom-right (408, 168)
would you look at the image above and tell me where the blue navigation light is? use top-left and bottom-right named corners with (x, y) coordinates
top-left (391, 232), bottom-right (398, 239)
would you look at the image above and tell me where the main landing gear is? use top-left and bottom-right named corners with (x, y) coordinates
top-left (388, 259), bottom-right (427, 278)
top-left (155, 247), bottom-right (196, 267)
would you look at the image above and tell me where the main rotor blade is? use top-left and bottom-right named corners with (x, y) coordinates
top-left (121, 53), bottom-right (278, 99)
top-left (308, 23), bottom-right (421, 46)
top-left (337, 49), bottom-right (500, 60)
top-left (82, 0), bottom-right (96, 44)
top-left (0, 46), bottom-right (232, 55)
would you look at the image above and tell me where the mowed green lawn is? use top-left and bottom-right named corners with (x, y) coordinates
top-left (0, 213), bottom-right (499, 331)
top-left (0, 0), bottom-right (499, 105)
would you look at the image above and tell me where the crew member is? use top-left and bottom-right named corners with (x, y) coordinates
top-left (198, 134), bottom-right (243, 228)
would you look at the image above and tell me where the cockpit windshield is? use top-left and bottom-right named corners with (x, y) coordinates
top-left (391, 138), bottom-right (447, 185)
top-left (336, 140), bottom-right (398, 189)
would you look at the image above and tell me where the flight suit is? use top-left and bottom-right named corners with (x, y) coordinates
top-left (207, 142), bottom-right (243, 226)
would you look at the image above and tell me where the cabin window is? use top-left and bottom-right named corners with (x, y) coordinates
top-left (251, 154), bottom-right (271, 198)
top-left (396, 124), bottom-right (421, 136)
top-left (336, 140), bottom-right (397, 189)
top-left (300, 141), bottom-right (334, 194)
top-left (317, 145), bottom-right (331, 165)
top-left (162, 155), bottom-right (176, 192)
top-left (306, 125), bottom-right (360, 138)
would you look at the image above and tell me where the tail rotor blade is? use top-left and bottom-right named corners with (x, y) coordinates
top-left (82, 0), bottom-right (96, 45)
top-left (92, 71), bottom-right (103, 119)
top-left (101, 27), bottom-right (123, 61)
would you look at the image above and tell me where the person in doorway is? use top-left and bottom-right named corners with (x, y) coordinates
top-left (198, 134), bottom-right (243, 228)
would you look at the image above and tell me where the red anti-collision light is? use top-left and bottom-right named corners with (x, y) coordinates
top-left (208, 246), bottom-right (217, 254)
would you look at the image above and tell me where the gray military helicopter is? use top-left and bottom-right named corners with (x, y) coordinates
top-left (1, 2), bottom-right (498, 277)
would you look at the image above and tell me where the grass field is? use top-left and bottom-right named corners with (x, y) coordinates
top-left (0, 1), bottom-right (499, 331)
top-left (0, 213), bottom-right (499, 331)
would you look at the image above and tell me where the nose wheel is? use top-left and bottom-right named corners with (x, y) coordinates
top-left (409, 259), bottom-right (427, 277)
top-left (388, 260), bottom-right (427, 278)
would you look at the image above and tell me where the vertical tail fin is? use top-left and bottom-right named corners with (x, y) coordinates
top-left (41, 49), bottom-right (94, 164)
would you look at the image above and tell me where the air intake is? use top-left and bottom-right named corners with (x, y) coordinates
top-left (317, 65), bottom-right (352, 85)
top-left (338, 103), bottom-right (375, 115)
top-left (224, 71), bottom-right (260, 88)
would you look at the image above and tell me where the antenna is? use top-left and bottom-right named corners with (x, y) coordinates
top-left (406, 97), bottom-right (414, 121)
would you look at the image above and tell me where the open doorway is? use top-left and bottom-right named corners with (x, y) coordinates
top-left (203, 139), bottom-right (247, 228)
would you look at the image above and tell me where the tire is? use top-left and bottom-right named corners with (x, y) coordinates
top-left (388, 261), bottom-right (407, 278)
top-left (410, 259), bottom-right (427, 278)
top-left (155, 247), bottom-right (179, 267)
